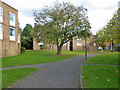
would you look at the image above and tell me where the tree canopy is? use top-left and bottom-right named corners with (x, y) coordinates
top-left (21, 24), bottom-right (33, 49)
top-left (96, 8), bottom-right (120, 51)
top-left (33, 2), bottom-right (91, 54)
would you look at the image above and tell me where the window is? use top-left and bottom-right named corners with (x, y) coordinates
top-left (38, 43), bottom-right (43, 45)
top-left (77, 38), bottom-right (82, 46)
top-left (10, 27), bottom-right (15, 41)
top-left (77, 36), bottom-right (82, 46)
top-left (18, 33), bottom-right (20, 43)
top-left (0, 24), bottom-right (3, 40)
top-left (94, 43), bottom-right (96, 46)
top-left (10, 12), bottom-right (15, 26)
top-left (0, 7), bottom-right (3, 22)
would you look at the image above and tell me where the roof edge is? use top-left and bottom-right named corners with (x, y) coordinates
top-left (0, 0), bottom-right (18, 11)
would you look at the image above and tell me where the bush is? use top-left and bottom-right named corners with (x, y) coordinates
top-left (40, 45), bottom-right (44, 50)
top-left (21, 47), bottom-right (26, 54)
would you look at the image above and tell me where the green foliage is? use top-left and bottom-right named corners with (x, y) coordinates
top-left (96, 29), bottom-right (107, 50)
top-left (33, 2), bottom-right (91, 54)
top-left (20, 47), bottom-right (26, 54)
top-left (21, 24), bottom-right (33, 49)
top-left (105, 9), bottom-right (120, 43)
top-left (96, 9), bottom-right (120, 50)
top-left (22, 24), bottom-right (33, 37)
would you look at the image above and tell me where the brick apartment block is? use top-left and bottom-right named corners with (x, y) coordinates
top-left (33, 35), bottom-right (97, 51)
top-left (0, 1), bottom-right (21, 57)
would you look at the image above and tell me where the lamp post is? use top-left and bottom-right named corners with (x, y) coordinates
top-left (85, 27), bottom-right (87, 60)
top-left (97, 45), bottom-right (99, 52)
top-left (111, 37), bottom-right (114, 52)
top-left (83, 8), bottom-right (88, 60)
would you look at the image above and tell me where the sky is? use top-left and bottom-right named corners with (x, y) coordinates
top-left (2, 0), bottom-right (119, 34)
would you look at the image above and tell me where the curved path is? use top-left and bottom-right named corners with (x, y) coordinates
top-left (7, 53), bottom-right (99, 88)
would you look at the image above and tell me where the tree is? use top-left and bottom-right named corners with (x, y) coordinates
top-left (96, 29), bottom-right (107, 50)
top-left (104, 9), bottom-right (120, 52)
top-left (33, 2), bottom-right (91, 55)
top-left (96, 8), bottom-right (120, 51)
top-left (21, 24), bottom-right (33, 49)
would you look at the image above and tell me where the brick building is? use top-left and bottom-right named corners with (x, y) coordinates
top-left (33, 35), bottom-right (97, 51)
top-left (0, 1), bottom-right (21, 57)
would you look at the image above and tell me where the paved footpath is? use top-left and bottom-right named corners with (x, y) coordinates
top-left (6, 53), bottom-right (99, 88)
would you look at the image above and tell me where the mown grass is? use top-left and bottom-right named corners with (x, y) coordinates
top-left (81, 53), bottom-right (119, 88)
top-left (2, 50), bottom-right (95, 68)
top-left (85, 53), bottom-right (118, 64)
top-left (81, 65), bottom-right (118, 88)
top-left (2, 68), bottom-right (38, 88)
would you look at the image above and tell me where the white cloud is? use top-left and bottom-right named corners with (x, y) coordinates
top-left (88, 7), bottom-right (118, 34)
top-left (90, 0), bottom-right (119, 8)
top-left (18, 12), bottom-right (34, 29)
top-left (3, 0), bottom-right (56, 9)
top-left (2, 0), bottom-right (119, 34)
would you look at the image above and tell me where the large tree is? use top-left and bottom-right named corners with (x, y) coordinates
top-left (33, 2), bottom-right (91, 55)
top-left (21, 24), bottom-right (33, 49)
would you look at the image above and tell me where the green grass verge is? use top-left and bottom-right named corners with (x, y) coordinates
top-left (2, 50), bottom-right (95, 68)
top-left (81, 65), bottom-right (118, 88)
top-left (86, 53), bottom-right (118, 64)
top-left (2, 68), bottom-right (38, 88)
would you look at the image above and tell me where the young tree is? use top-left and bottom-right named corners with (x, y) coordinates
top-left (33, 2), bottom-right (91, 55)
top-left (96, 28), bottom-right (107, 50)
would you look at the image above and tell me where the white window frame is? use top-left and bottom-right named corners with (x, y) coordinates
top-left (10, 27), bottom-right (15, 41)
top-left (77, 38), bottom-right (82, 46)
top-left (10, 12), bottom-right (15, 27)
top-left (94, 43), bottom-right (96, 46)
top-left (0, 24), bottom-right (3, 40)
top-left (0, 7), bottom-right (3, 22)
top-left (18, 33), bottom-right (20, 43)
top-left (38, 43), bottom-right (44, 45)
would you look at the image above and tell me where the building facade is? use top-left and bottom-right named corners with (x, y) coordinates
top-left (33, 35), bottom-right (97, 51)
top-left (0, 1), bottom-right (21, 57)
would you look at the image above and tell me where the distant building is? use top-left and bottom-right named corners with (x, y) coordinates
top-left (33, 35), bottom-right (97, 51)
top-left (0, 1), bottom-right (21, 57)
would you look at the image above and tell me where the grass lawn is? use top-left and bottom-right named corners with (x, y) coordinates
top-left (81, 65), bottom-right (118, 88)
top-left (2, 50), bottom-right (95, 68)
top-left (2, 68), bottom-right (38, 88)
top-left (85, 53), bottom-right (118, 64)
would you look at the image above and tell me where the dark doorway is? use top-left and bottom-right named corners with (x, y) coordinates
top-left (70, 38), bottom-right (73, 51)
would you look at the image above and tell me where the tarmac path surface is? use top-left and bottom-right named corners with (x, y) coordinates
top-left (7, 53), bottom-right (99, 88)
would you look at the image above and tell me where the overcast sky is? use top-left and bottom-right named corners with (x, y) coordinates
top-left (2, 0), bottom-right (119, 34)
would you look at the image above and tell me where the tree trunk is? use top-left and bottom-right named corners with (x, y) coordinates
top-left (102, 46), bottom-right (105, 51)
top-left (57, 46), bottom-right (62, 55)
top-left (111, 39), bottom-right (114, 52)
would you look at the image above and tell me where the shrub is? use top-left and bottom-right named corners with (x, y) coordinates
top-left (40, 45), bottom-right (44, 50)
top-left (21, 47), bottom-right (26, 54)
